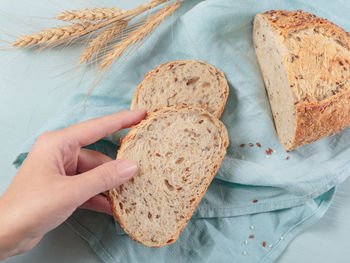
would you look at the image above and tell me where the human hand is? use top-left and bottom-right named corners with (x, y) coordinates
top-left (0, 110), bottom-right (146, 260)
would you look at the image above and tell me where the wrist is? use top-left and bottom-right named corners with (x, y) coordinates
top-left (0, 195), bottom-right (30, 259)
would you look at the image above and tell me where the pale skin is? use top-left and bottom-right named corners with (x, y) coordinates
top-left (0, 110), bottom-right (147, 260)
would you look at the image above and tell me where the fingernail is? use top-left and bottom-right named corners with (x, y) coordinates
top-left (115, 159), bottom-right (137, 179)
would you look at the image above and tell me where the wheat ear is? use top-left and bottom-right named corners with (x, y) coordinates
top-left (99, 1), bottom-right (181, 70)
top-left (56, 7), bottom-right (125, 22)
top-left (46, 0), bottom-right (171, 48)
top-left (13, 22), bottom-right (95, 47)
top-left (13, 0), bottom-right (170, 49)
top-left (79, 20), bottom-right (128, 65)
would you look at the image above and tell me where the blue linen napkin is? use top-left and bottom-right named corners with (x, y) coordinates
top-left (13, 0), bottom-right (350, 262)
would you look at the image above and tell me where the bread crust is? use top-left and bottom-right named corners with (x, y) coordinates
top-left (256, 10), bottom-right (350, 150)
top-left (130, 60), bottom-right (229, 118)
top-left (293, 88), bottom-right (350, 148)
top-left (108, 105), bottom-right (229, 247)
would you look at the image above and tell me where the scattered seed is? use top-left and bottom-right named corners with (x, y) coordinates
top-left (240, 143), bottom-right (245, 147)
top-left (253, 199), bottom-right (258, 203)
top-left (176, 158), bottom-right (184, 164)
top-left (256, 142), bottom-right (261, 147)
top-left (286, 156), bottom-right (290, 160)
top-left (249, 234), bottom-right (255, 239)
top-left (262, 241), bottom-right (266, 247)
top-left (249, 143), bottom-right (254, 147)
top-left (266, 148), bottom-right (273, 155)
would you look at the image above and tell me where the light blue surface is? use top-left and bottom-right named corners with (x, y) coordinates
top-left (1, 0), bottom-right (350, 262)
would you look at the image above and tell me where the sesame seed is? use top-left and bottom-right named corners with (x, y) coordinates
top-left (250, 225), bottom-right (254, 230)
top-left (243, 250), bottom-right (247, 256)
top-left (241, 154), bottom-right (245, 160)
top-left (245, 240), bottom-right (248, 245)
top-left (266, 155), bottom-right (270, 159)
top-left (268, 244), bottom-right (273, 248)
top-left (280, 236), bottom-right (284, 240)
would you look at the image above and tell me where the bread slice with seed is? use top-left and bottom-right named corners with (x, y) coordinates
top-left (130, 60), bottom-right (229, 118)
top-left (108, 105), bottom-right (229, 247)
top-left (253, 10), bottom-right (350, 150)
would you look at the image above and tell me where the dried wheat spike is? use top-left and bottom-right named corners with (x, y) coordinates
top-left (56, 7), bottom-right (125, 22)
top-left (13, 0), bottom-right (170, 49)
top-left (79, 20), bottom-right (128, 64)
top-left (100, 1), bottom-right (181, 69)
top-left (13, 22), bottom-right (95, 47)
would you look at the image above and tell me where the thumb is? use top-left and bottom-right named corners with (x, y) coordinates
top-left (72, 159), bottom-right (137, 204)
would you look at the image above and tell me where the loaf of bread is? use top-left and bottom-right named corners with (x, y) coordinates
top-left (109, 105), bottom-right (229, 247)
top-left (130, 60), bottom-right (229, 118)
top-left (253, 10), bottom-right (350, 150)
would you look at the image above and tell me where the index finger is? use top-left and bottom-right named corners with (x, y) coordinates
top-left (63, 110), bottom-right (146, 147)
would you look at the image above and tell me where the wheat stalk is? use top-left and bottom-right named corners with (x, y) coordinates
top-left (79, 20), bottom-right (128, 65)
top-left (100, 1), bottom-right (181, 70)
top-left (56, 7), bottom-right (125, 22)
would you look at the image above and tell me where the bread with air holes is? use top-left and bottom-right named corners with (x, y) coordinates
top-left (253, 9), bottom-right (350, 150)
top-left (108, 105), bottom-right (229, 247)
top-left (130, 60), bottom-right (229, 118)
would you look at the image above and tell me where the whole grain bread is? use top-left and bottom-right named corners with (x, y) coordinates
top-left (108, 105), bottom-right (229, 247)
top-left (253, 10), bottom-right (350, 150)
top-left (130, 60), bottom-right (229, 118)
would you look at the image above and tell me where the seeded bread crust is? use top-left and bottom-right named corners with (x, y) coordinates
top-left (108, 105), bottom-right (229, 247)
top-left (253, 10), bottom-right (350, 150)
top-left (130, 60), bottom-right (229, 118)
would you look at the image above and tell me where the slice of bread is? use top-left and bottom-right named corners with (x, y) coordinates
top-left (130, 60), bottom-right (229, 118)
top-left (253, 10), bottom-right (350, 150)
top-left (109, 105), bottom-right (229, 247)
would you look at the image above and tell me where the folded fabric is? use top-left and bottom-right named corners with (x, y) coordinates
top-left (13, 0), bottom-right (350, 262)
